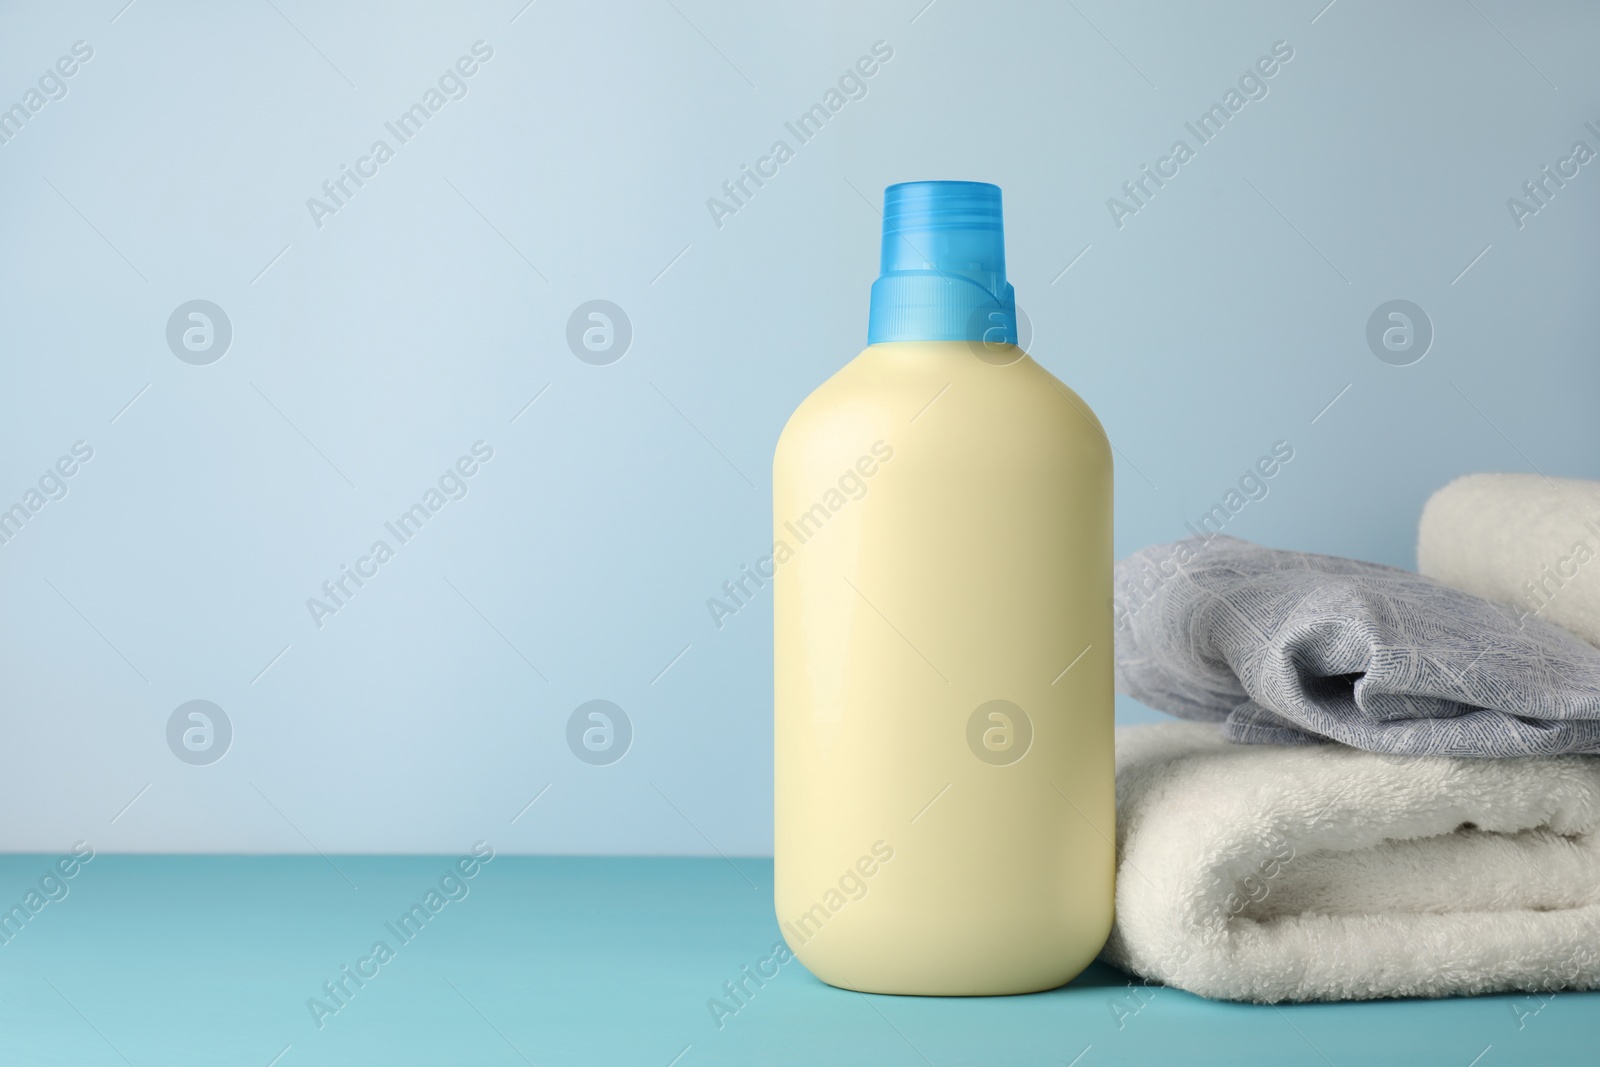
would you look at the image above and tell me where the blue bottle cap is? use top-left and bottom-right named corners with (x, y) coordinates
top-left (867, 181), bottom-right (1018, 346)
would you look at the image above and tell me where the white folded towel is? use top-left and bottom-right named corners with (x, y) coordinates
top-left (1100, 722), bottom-right (1600, 1002)
top-left (1419, 473), bottom-right (1600, 648)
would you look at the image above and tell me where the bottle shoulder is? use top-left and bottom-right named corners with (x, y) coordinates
top-left (776, 343), bottom-right (1111, 469)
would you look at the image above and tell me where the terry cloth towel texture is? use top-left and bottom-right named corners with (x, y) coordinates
top-left (1419, 473), bottom-right (1600, 650)
top-left (1114, 536), bottom-right (1600, 756)
top-left (1100, 721), bottom-right (1600, 1002)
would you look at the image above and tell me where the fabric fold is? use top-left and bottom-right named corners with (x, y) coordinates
top-left (1419, 472), bottom-right (1600, 649)
top-left (1114, 535), bottom-right (1600, 756)
top-left (1100, 722), bottom-right (1600, 1002)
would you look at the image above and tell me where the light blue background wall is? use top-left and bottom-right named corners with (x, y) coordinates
top-left (3, 0), bottom-right (1597, 854)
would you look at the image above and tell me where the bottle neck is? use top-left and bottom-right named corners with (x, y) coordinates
top-left (867, 272), bottom-right (1018, 345)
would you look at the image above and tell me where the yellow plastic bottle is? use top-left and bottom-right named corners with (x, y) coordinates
top-left (773, 181), bottom-right (1114, 996)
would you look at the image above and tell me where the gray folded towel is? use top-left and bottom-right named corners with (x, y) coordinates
top-left (1114, 536), bottom-right (1600, 756)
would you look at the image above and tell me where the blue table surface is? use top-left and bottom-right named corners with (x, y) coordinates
top-left (0, 855), bottom-right (1590, 1066)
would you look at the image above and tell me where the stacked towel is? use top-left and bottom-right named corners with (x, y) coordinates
top-left (1113, 535), bottom-right (1600, 756)
top-left (1099, 721), bottom-right (1600, 1002)
top-left (1420, 473), bottom-right (1600, 649)
top-left (1104, 478), bottom-right (1600, 1003)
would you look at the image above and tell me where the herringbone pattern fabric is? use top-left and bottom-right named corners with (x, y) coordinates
top-left (1114, 536), bottom-right (1600, 756)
